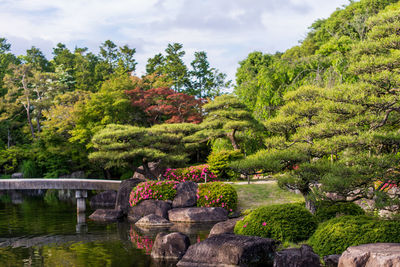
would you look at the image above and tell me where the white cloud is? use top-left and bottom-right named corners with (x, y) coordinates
top-left (0, 0), bottom-right (350, 83)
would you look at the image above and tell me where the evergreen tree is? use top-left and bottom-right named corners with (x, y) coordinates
top-left (191, 95), bottom-right (263, 150)
top-left (89, 123), bottom-right (199, 179)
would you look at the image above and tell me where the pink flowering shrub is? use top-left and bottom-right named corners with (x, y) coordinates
top-left (129, 180), bottom-right (179, 207)
top-left (163, 164), bottom-right (218, 183)
top-left (196, 182), bottom-right (237, 212)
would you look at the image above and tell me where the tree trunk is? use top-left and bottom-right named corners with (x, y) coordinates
top-left (227, 129), bottom-right (240, 150)
top-left (7, 127), bottom-right (11, 148)
top-left (305, 196), bottom-right (316, 215)
top-left (22, 73), bottom-right (36, 139)
top-left (25, 103), bottom-right (36, 139)
top-left (142, 160), bottom-right (157, 180)
top-left (36, 112), bottom-right (41, 134)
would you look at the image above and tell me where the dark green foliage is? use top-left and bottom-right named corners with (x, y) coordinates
top-left (315, 201), bottom-right (365, 222)
top-left (234, 203), bottom-right (317, 242)
top-left (197, 182), bottom-right (238, 212)
top-left (20, 160), bottom-right (41, 178)
top-left (207, 150), bottom-right (243, 180)
top-left (308, 215), bottom-right (400, 256)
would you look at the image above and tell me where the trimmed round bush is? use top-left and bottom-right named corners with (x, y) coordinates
top-left (315, 201), bottom-right (365, 222)
top-left (129, 180), bottom-right (179, 206)
top-left (207, 150), bottom-right (243, 180)
top-left (197, 182), bottom-right (238, 212)
top-left (234, 203), bottom-right (317, 243)
top-left (163, 164), bottom-right (218, 183)
top-left (308, 215), bottom-right (400, 256)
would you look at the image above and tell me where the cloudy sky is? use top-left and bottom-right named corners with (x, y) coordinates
top-left (0, 0), bottom-right (350, 83)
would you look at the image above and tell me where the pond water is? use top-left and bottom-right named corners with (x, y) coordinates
top-left (0, 190), bottom-right (212, 267)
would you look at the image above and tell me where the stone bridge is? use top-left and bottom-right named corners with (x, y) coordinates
top-left (0, 178), bottom-right (121, 214)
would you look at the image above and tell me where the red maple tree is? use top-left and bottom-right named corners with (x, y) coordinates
top-left (126, 87), bottom-right (204, 125)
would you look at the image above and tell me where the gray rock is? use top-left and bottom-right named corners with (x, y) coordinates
top-left (172, 182), bottom-right (198, 208)
top-left (115, 178), bottom-right (145, 215)
top-left (324, 254), bottom-right (340, 267)
top-left (151, 232), bottom-right (191, 260)
top-left (338, 243), bottom-right (400, 267)
top-left (128, 199), bottom-right (172, 222)
top-left (90, 190), bottom-right (117, 208)
top-left (168, 207), bottom-right (228, 223)
top-left (273, 245), bottom-right (320, 267)
top-left (89, 209), bottom-right (124, 222)
top-left (135, 214), bottom-right (173, 227)
top-left (209, 217), bottom-right (242, 237)
top-left (11, 173), bottom-right (23, 178)
top-left (177, 233), bottom-right (279, 267)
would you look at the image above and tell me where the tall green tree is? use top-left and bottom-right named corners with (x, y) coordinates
top-left (191, 95), bottom-right (263, 150)
top-left (188, 51), bottom-right (230, 99)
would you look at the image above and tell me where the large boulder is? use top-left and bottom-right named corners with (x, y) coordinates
top-left (168, 207), bottom-right (228, 223)
top-left (89, 209), bottom-right (124, 222)
top-left (273, 245), bottom-right (320, 267)
top-left (128, 199), bottom-right (172, 222)
top-left (90, 190), bottom-right (117, 208)
top-left (177, 233), bottom-right (279, 267)
top-left (151, 232), bottom-right (191, 260)
top-left (172, 182), bottom-right (198, 208)
top-left (11, 173), bottom-right (23, 178)
top-left (324, 254), bottom-right (340, 267)
top-left (115, 178), bottom-right (144, 215)
top-left (338, 243), bottom-right (400, 267)
top-left (135, 214), bottom-right (173, 228)
top-left (209, 217), bottom-right (243, 237)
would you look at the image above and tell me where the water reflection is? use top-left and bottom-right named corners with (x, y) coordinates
top-left (0, 191), bottom-right (216, 266)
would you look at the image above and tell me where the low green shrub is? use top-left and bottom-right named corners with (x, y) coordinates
top-left (315, 201), bottom-right (365, 222)
top-left (308, 215), bottom-right (400, 256)
top-left (234, 203), bottom-right (317, 243)
top-left (129, 180), bottom-right (179, 206)
top-left (207, 150), bottom-right (243, 180)
top-left (197, 182), bottom-right (238, 212)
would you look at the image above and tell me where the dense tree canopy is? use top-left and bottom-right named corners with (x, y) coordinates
top-left (232, 1), bottom-right (400, 213)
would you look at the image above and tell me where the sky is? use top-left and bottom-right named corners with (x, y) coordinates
top-left (0, 0), bottom-right (350, 84)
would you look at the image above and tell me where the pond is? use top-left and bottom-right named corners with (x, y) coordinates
top-left (0, 190), bottom-right (212, 267)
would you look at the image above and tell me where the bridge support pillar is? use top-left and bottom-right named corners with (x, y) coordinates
top-left (76, 190), bottom-right (87, 213)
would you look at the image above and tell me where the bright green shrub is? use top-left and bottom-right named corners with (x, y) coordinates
top-left (129, 180), bottom-right (179, 206)
top-left (207, 150), bottom-right (244, 180)
top-left (315, 201), bottom-right (364, 222)
top-left (197, 182), bottom-right (238, 212)
top-left (308, 215), bottom-right (400, 256)
top-left (234, 203), bottom-right (317, 242)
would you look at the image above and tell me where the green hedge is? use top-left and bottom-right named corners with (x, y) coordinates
top-left (197, 182), bottom-right (238, 212)
top-left (308, 215), bottom-right (400, 256)
top-left (315, 201), bottom-right (365, 222)
top-left (234, 203), bottom-right (317, 242)
top-left (207, 150), bottom-right (243, 180)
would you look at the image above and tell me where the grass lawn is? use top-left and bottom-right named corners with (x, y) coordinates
top-left (231, 181), bottom-right (304, 211)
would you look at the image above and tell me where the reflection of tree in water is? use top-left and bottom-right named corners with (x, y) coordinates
top-left (129, 226), bottom-right (154, 255)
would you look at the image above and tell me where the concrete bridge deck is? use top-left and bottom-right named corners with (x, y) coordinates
top-left (0, 178), bottom-right (121, 191)
top-left (0, 179), bottom-right (122, 216)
